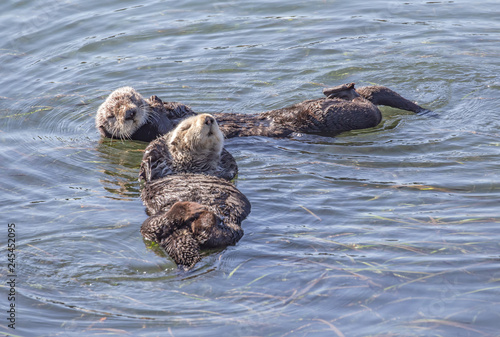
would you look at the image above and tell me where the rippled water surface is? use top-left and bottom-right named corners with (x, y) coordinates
top-left (1, 0), bottom-right (500, 336)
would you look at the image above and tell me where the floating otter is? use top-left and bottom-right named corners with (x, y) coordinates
top-left (95, 86), bottom-right (195, 141)
top-left (141, 174), bottom-right (251, 268)
top-left (139, 113), bottom-right (237, 182)
top-left (213, 83), bottom-right (431, 137)
top-left (139, 114), bottom-right (247, 268)
top-left (96, 83), bottom-right (430, 141)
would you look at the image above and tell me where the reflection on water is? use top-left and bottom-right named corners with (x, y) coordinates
top-left (2, 0), bottom-right (500, 336)
top-left (95, 140), bottom-right (145, 200)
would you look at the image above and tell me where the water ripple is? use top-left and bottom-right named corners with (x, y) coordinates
top-left (2, 0), bottom-right (500, 336)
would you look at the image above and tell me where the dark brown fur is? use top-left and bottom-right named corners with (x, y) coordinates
top-left (97, 83), bottom-right (430, 141)
top-left (140, 174), bottom-right (251, 268)
top-left (214, 83), bottom-right (429, 137)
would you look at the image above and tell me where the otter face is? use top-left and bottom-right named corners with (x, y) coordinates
top-left (96, 87), bottom-right (148, 139)
top-left (169, 113), bottom-right (224, 157)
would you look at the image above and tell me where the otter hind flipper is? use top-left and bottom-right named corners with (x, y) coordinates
top-left (323, 83), bottom-right (360, 100)
top-left (356, 85), bottom-right (431, 114)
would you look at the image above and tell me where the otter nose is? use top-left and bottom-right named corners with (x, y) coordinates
top-left (204, 115), bottom-right (215, 125)
top-left (124, 109), bottom-right (136, 121)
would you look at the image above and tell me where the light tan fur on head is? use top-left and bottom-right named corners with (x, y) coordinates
top-left (96, 86), bottom-right (149, 139)
top-left (168, 114), bottom-right (224, 172)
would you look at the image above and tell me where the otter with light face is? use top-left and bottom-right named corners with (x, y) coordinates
top-left (139, 113), bottom-right (248, 268)
top-left (96, 83), bottom-right (431, 141)
top-left (140, 174), bottom-right (251, 268)
top-left (139, 113), bottom-right (237, 182)
top-left (95, 86), bottom-right (195, 141)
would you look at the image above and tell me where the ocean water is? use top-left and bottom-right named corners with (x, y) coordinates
top-left (1, 0), bottom-right (500, 336)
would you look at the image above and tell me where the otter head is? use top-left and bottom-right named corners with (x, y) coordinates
top-left (96, 87), bottom-right (149, 139)
top-left (190, 210), bottom-right (220, 242)
top-left (166, 201), bottom-right (207, 225)
top-left (168, 114), bottom-right (224, 169)
top-left (167, 201), bottom-right (220, 246)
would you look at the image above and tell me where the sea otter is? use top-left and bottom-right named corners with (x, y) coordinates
top-left (139, 113), bottom-right (238, 182)
top-left (96, 83), bottom-right (430, 141)
top-left (139, 113), bottom-right (249, 268)
top-left (140, 174), bottom-right (251, 268)
top-left (95, 86), bottom-right (195, 141)
top-left (213, 83), bottom-right (431, 137)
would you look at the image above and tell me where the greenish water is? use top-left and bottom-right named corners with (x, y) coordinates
top-left (1, 1), bottom-right (500, 336)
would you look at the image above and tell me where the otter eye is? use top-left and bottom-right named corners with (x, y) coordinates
top-left (107, 114), bottom-right (115, 120)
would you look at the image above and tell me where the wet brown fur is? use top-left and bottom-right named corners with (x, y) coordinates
top-left (140, 175), bottom-right (250, 268)
top-left (97, 83), bottom-right (429, 141)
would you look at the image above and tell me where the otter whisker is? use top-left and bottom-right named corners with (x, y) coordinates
top-left (96, 87), bottom-right (177, 142)
top-left (146, 105), bottom-right (160, 123)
